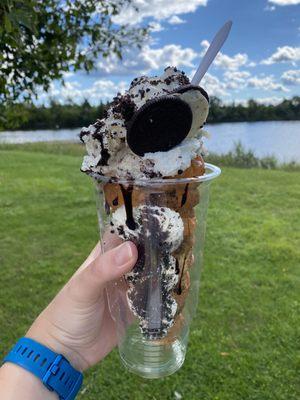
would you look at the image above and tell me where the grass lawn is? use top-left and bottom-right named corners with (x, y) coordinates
top-left (0, 143), bottom-right (299, 399)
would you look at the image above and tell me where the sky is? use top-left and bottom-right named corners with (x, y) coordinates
top-left (43, 0), bottom-right (300, 106)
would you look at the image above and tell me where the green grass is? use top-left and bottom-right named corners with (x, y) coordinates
top-left (0, 141), bottom-right (85, 156)
top-left (0, 143), bottom-right (299, 399)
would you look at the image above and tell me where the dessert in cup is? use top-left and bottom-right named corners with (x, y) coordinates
top-left (80, 21), bottom-right (231, 378)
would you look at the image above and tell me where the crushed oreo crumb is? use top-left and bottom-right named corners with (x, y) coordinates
top-left (112, 94), bottom-right (137, 122)
top-left (79, 129), bottom-right (89, 143)
top-left (93, 130), bottom-right (110, 166)
top-left (139, 89), bottom-right (145, 99)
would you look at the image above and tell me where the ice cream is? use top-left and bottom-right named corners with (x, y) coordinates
top-left (80, 67), bottom-right (209, 180)
top-left (81, 66), bottom-right (210, 340)
top-left (110, 205), bottom-right (184, 339)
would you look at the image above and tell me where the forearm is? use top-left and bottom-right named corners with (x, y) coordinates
top-left (0, 363), bottom-right (58, 400)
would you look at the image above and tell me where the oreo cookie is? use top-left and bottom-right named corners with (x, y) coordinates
top-left (126, 96), bottom-right (193, 156)
top-left (172, 84), bottom-right (209, 103)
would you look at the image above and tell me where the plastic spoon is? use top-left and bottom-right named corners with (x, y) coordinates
top-left (191, 20), bottom-right (233, 85)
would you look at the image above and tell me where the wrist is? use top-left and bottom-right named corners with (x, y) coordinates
top-left (26, 323), bottom-right (88, 372)
top-left (3, 337), bottom-right (83, 400)
top-left (0, 363), bottom-right (58, 400)
top-left (26, 306), bottom-right (90, 371)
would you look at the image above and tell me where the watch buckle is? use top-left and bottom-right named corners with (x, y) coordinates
top-left (42, 354), bottom-right (63, 390)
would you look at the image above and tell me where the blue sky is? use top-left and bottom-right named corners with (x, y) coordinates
top-left (44, 0), bottom-right (300, 105)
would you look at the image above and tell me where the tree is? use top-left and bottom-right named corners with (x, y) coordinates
top-left (0, 0), bottom-right (147, 103)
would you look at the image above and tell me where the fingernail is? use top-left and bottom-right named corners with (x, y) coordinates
top-left (114, 242), bottom-right (133, 267)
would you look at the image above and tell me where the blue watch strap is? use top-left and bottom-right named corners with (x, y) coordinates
top-left (3, 338), bottom-right (83, 400)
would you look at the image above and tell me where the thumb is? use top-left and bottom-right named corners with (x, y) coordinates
top-left (68, 241), bottom-right (138, 302)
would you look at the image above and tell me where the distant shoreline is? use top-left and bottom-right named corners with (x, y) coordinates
top-left (1, 118), bottom-right (300, 133)
top-left (1, 121), bottom-right (299, 164)
top-left (1, 97), bottom-right (299, 131)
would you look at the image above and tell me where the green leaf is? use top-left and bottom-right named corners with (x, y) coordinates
top-left (12, 9), bottom-right (37, 33)
top-left (0, 0), bottom-right (147, 104)
top-left (4, 13), bottom-right (12, 33)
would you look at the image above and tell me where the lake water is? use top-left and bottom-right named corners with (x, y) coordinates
top-left (0, 121), bottom-right (299, 163)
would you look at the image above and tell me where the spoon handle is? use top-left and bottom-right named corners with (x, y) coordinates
top-left (191, 20), bottom-right (233, 85)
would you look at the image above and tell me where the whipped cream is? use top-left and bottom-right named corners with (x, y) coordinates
top-left (80, 67), bottom-right (209, 180)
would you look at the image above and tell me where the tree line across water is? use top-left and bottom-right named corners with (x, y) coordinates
top-left (0, 96), bottom-right (299, 131)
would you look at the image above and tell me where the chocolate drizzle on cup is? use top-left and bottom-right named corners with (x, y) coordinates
top-left (120, 185), bottom-right (136, 230)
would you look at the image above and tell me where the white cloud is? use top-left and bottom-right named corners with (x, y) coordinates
top-left (113, 0), bottom-right (207, 25)
top-left (223, 70), bottom-right (251, 89)
top-left (200, 73), bottom-right (229, 97)
top-left (223, 71), bottom-right (289, 93)
top-left (199, 40), bottom-right (209, 54)
top-left (64, 81), bottom-right (81, 89)
top-left (168, 15), bottom-right (186, 24)
top-left (41, 79), bottom-right (128, 104)
top-left (232, 97), bottom-right (284, 106)
top-left (96, 44), bottom-right (198, 76)
top-left (247, 75), bottom-right (289, 92)
top-left (189, 67), bottom-right (289, 98)
top-left (281, 69), bottom-right (300, 85)
top-left (268, 0), bottom-right (300, 5)
top-left (190, 68), bottom-right (250, 96)
top-left (215, 53), bottom-right (249, 70)
top-left (224, 70), bottom-right (251, 81)
top-left (241, 96), bottom-right (284, 106)
top-left (143, 44), bottom-right (197, 69)
top-left (84, 80), bottom-right (128, 101)
top-left (200, 40), bottom-right (249, 70)
top-left (261, 46), bottom-right (300, 65)
top-left (62, 71), bottom-right (75, 78)
top-left (254, 96), bottom-right (284, 105)
top-left (149, 22), bottom-right (165, 32)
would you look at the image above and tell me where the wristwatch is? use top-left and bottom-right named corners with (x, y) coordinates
top-left (3, 337), bottom-right (83, 400)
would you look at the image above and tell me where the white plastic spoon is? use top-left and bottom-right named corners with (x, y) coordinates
top-left (191, 20), bottom-right (233, 85)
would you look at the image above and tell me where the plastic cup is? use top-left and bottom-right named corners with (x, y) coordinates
top-left (94, 163), bottom-right (221, 378)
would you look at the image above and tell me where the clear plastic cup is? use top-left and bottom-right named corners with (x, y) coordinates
top-left (95, 163), bottom-right (221, 379)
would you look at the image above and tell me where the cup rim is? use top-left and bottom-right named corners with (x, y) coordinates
top-left (94, 163), bottom-right (221, 186)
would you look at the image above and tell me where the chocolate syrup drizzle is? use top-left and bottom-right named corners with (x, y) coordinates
top-left (175, 258), bottom-right (182, 295)
top-left (181, 184), bottom-right (189, 207)
top-left (120, 185), bottom-right (136, 230)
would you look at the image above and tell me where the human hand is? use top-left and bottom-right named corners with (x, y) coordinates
top-left (26, 235), bottom-right (138, 372)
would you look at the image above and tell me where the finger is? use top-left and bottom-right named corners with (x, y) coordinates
top-left (68, 241), bottom-right (138, 302)
top-left (74, 242), bottom-right (102, 276)
top-left (74, 233), bottom-right (123, 277)
top-left (102, 231), bottom-right (123, 252)
top-left (88, 241), bottom-right (138, 284)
